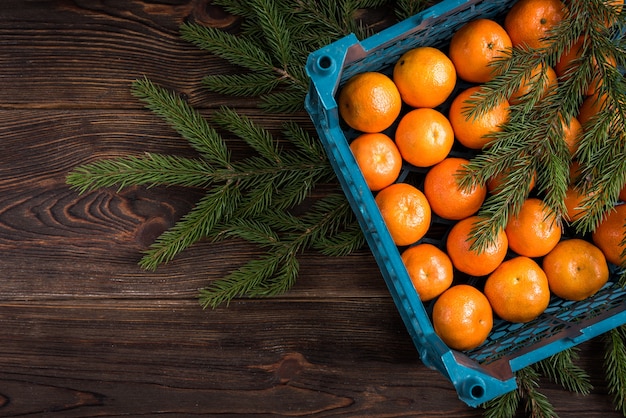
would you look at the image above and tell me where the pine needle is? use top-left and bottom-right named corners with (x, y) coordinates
top-left (139, 184), bottom-right (241, 270)
top-left (281, 120), bottom-right (328, 159)
top-left (518, 367), bottom-right (558, 418)
top-left (202, 73), bottom-right (280, 97)
top-left (199, 193), bottom-right (361, 307)
top-left (179, 22), bottom-right (273, 73)
top-left (66, 153), bottom-right (214, 193)
top-left (482, 367), bottom-right (556, 418)
top-left (313, 221), bottom-right (365, 257)
top-left (247, 0), bottom-right (294, 67)
top-left (132, 77), bottom-right (231, 166)
top-left (536, 348), bottom-right (593, 395)
top-left (604, 326), bottom-right (626, 414)
top-left (199, 252), bottom-right (287, 308)
top-left (212, 107), bottom-right (281, 162)
top-left (186, 0), bottom-right (423, 115)
top-left (482, 389), bottom-right (520, 418)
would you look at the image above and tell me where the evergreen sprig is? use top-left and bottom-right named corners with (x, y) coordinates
top-left (483, 348), bottom-right (591, 417)
top-left (536, 348), bottom-right (593, 395)
top-left (394, 0), bottom-right (433, 21)
top-left (131, 77), bottom-right (231, 166)
top-left (604, 325), bottom-right (626, 415)
top-left (458, 0), bottom-right (626, 254)
top-left (67, 77), bottom-right (346, 299)
top-left (181, 0), bottom-right (409, 113)
top-left (484, 366), bottom-right (556, 418)
top-left (200, 192), bottom-right (362, 308)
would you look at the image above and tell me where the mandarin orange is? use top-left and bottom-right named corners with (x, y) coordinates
top-left (393, 46), bottom-right (457, 108)
top-left (446, 216), bottom-right (509, 277)
top-left (394, 108), bottom-right (454, 168)
top-left (449, 18), bottom-right (512, 83)
top-left (375, 183), bottom-right (431, 247)
top-left (543, 238), bottom-right (609, 301)
top-left (432, 284), bottom-right (493, 351)
top-left (402, 243), bottom-right (454, 302)
top-left (349, 133), bottom-right (402, 191)
top-left (505, 0), bottom-right (566, 49)
top-left (505, 197), bottom-right (562, 257)
top-left (592, 204), bottom-right (626, 267)
top-left (563, 185), bottom-right (589, 223)
top-left (449, 86), bottom-right (510, 150)
top-left (562, 115), bottom-right (583, 156)
top-left (484, 256), bottom-right (551, 323)
top-left (423, 157), bottom-right (487, 220)
top-left (338, 72), bottom-right (402, 133)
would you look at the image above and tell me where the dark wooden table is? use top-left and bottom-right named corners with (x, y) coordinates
top-left (0, 1), bottom-right (623, 416)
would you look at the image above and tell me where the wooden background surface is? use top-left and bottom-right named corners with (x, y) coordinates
top-left (0, 1), bottom-right (623, 416)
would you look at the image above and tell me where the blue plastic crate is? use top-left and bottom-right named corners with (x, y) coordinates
top-left (304, 0), bottom-right (626, 408)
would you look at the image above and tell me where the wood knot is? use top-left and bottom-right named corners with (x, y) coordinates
top-left (257, 352), bottom-right (313, 384)
top-left (134, 217), bottom-right (169, 248)
top-left (187, 1), bottom-right (240, 30)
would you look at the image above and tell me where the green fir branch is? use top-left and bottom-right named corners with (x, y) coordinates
top-left (482, 367), bottom-right (556, 418)
top-left (246, 0), bottom-right (295, 67)
top-left (465, 49), bottom-right (551, 117)
top-left (292, 0), bottom-right (381, 42)
top-left (199, 251), bottom-right (292, 308)
top-left (482, 389), bottom-right (520, 418)
top-left (66, 153), bottom-right (214, 193)
top-left (260, 88), bottom-right (311, 113)
top-left (604, 325), bottom-right (626, 415)
top-left (179, 22), bottom-right (273, 73)
top-left (536, 348), bottom-right (593, 395)
top-left (313, 219), bottom-right (365, 257)
top-left (574, 129), bottom-right (626, 234)
top-left (199, 193), bottom-right (360, 307)
top-left (139, 184), bottom-right (241, 270)
top-left (517, 367), bottom-right (557, 418)
top-left (209, 0), bottom-right (257, 22)
top-left (211, 107), bottom-right (281, 162)
top-left (460, 111), bottom-right (570, 252)
top-left (202, 73), bottom-right (280, 97)
top-left (215, 218), bottom-right (280, 247)
top-left (132, 77), bottom-right (230, 166)
top-left (394, 0), bottom-right (431, 21)
top-left (234, 175), bottom-right (278, 219)
top-left (227, 153), bottom-right (332, 212)
top-left (202, 0), bottom-right (402, 114)
top-left (281, 120), bottom-right (328, 159)
top-left (483, 348), bottom-right (591, 417)
top-left (198, 236), bottom-right (297, 308)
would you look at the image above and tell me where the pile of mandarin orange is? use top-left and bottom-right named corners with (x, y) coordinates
top-left (337, 0), bottom-right (626, 351)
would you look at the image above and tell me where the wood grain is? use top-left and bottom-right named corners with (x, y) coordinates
top-left (0, 1), bottom-right (624, 416)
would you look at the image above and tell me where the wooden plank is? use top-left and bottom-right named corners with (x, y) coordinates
top-left (0, 1), bottom-right (247, 109)
top-left (0, 299), bottom-right (618, 417)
